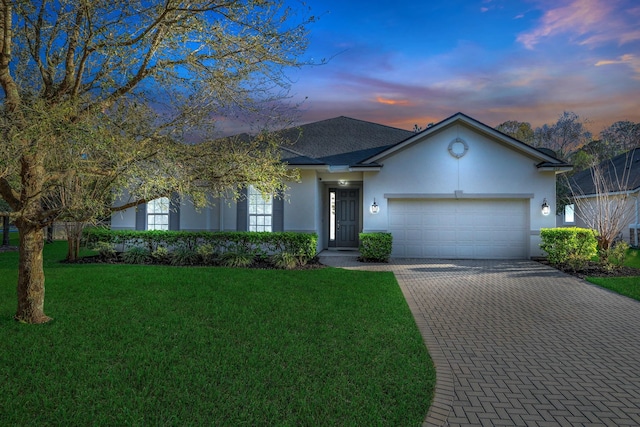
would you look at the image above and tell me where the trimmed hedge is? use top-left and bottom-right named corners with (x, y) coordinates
top-left (540, 227), bottom-right (598, 270)
top-left (359, 232), bottom-right (393, 262)
top-left (82, 228), bottom-right (318, 267)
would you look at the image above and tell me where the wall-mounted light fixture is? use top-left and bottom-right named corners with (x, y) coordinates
top-left (541, 198), bottom-right (551, 216)
top-left (370, 198), bottom-right (380, 214)
top-left (338, 179), bottom-right (348, 186)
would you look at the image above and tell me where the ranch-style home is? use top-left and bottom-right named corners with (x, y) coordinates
top-left (111, 112), bottom-right (571, 259)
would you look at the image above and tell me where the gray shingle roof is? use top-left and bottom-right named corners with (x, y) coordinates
top-left (570, 148), bottom-right (640, 196)
top-left (279, 116), bottom-right (413, 165)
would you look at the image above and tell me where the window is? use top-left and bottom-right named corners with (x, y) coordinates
top-left (248, 186), bottom-right (272, 232)
top-left (329, 190), bottom-right (336, 241)
top-left (147, 197), bottom-right (170, 230)
top-left (564, 203), bottom-right (575, 224)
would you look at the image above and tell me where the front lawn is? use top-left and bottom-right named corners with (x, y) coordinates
top-left (0, 241), bottom-right (435, 426)
top-left (586, 248), bottom-right (640, 302)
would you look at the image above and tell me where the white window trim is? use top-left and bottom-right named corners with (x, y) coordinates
top-left (564, 203), bottom-right (575, 224)
top-left (248, 186), bottom-right (273, 232)
top-left (147, 197), bottom-right (170, 231)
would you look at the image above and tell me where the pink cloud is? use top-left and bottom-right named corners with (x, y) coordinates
top-left (517, 0), bottom-right (639, 49)
top-left (595, 54), bottom-right (640, 78)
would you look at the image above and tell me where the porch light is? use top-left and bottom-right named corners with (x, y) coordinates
top-left (370, 199), bottom-right (380, 214)
top-left (541, 198), bottom-right (551, 216)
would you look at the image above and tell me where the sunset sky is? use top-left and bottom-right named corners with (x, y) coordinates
top-left (267, 0), bottom-right (640, 135)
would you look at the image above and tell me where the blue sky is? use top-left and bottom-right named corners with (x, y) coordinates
top-left (269, 0), bottom-right (640, 135)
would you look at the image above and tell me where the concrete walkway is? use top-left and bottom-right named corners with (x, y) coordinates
top-left (319, 255), bottom-right (640, 427)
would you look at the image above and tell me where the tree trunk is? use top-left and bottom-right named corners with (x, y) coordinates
top-left (14, 152), bottom-right (52, 324)
top-left (14, 223), bottom-right (51, 323)
top-left (65, 222), bottom-right (84, 262)
top-left (2, 215), bottom-right (9, 246)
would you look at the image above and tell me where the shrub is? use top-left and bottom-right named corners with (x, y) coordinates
top-left (220, 250), bottom-right (254, 268)
top-left (359, 232), bottom-right (393, 262)
top-left (151, 246), bottom-right (171, 264)
top-left (599, 240), bottom-right (629, 270)
top-left (122, 246), bottom-right (151, 265)
top-left (170, 247), bottom-right (200, 266)
top-left (83, 229), bottom-right (317, 262)
top-left (196, 243), bottom-right (219, 265)
top-left (540, 227), bottom-right (598, 270)
top-left (271, 252), bottom-right (299, 270)
top-left (91, 241), bottom-right (117, 260)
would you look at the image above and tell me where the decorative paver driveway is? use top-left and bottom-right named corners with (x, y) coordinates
top-left (319, 256), bottom-right (640, 427)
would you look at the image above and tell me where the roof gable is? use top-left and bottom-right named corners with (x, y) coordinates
top-left (361, 112), bottom-right (569, 168)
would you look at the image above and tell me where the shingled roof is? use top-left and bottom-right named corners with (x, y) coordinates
top-left (279, 116), bottom-right (414, 166)
top-left (570, 148), bottom-right (640, 196)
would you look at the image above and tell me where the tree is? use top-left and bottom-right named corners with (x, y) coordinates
top-left (495, 120), bottom-right (534, 144)
top-left (532, 111), bottom-right (592, 160)
top-left (600, 121), bottom-right (640, 154)
top-left (570, 150), bottom-right (638, 250)
top-left (0, 0), bottom-right (313, 323)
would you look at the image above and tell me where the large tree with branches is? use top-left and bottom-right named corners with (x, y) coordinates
top-left (0, 0), bottom-right (312, 323)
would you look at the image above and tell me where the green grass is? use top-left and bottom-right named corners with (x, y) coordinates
top-left (586, 248), bottom-right (640, 302)
top-left (0, 240), bottom-right (435, 426)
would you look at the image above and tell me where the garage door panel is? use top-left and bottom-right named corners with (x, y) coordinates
top-left (389, 199), bottom-right (528, 259)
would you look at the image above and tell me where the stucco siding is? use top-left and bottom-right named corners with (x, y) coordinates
top-left (283, 170), bottom-right (318, 233)
top-left (111, 206), bottom-right (136, 230)
top-left (362, 124), bottom-right (557, 258)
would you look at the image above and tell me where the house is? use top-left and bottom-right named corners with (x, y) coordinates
top-left (564, 148), bottom-right (640, 246)
top-left (111, 112), bottom-right (571, 259)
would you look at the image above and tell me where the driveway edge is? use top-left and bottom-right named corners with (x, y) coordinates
top-left (397, 279), bottom-right (453, 427)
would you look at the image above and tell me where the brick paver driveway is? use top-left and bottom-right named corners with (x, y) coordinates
top-left (319, 256), bottom-right (640, 426)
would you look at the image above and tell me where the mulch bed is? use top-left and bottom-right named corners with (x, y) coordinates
top-left (534, 258), bottom-right (640, 279)
top-left (64, 254), bottom-right (327, 270)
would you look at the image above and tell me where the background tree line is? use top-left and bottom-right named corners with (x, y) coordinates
top-left (496, 111), bottom-right (640, 169)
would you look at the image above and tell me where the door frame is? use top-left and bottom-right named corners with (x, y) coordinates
top-left (327, 185), bottom-right (362, 248)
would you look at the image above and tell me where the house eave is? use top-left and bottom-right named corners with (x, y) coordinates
top-left (348, 165), bottom-right (382, 172)
top-left (286, 164), bottom-right (330, 171)
top-left (362, 112), bottom-right (567, 166)
top-left (574, 187), bottom-right (640, 199)
top-left (536, 165), bottom-right (573, 173)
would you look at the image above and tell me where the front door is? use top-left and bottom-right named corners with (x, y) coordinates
top-left (331, 188), bottom-right (359, 248)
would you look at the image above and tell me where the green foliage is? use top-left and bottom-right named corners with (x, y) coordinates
top-left (625, 248), bottom-right (640, 269)
top-left (540, 227), bottom-right (598, 270)
top-left (0, 249), bottom-right (436, 426)
top-left (271, 252), bottom-right (299, 270)
top-left (220, 250), bottom-right (254, 268)
top-left (495, 120), bottom-right (534, 144)
top-left (599, 240), bottom-right (630, 270)
top-left (122, 246), bottom-right (152, 265)
top-left (151, 246), bottom-right (171, 264)
top-left (195, 243), bottom-right (219, 265)
top-left (359, 232), bottom-right (393, 262)
top-left (170, 248), bottom-right (200, 266)
top-left (91, 241), bottom-right (117, 260)
top-left (83, 229), bottom-right (318, 266)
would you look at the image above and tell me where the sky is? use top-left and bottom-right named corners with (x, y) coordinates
top-left (259, 0), bottom-right (640, 136)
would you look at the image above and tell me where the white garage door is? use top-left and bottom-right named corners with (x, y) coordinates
top-left (388, 199), bottom-right (529, 259)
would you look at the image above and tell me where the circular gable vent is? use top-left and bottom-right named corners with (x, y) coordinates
top-left (448, 137), bottom-right (469, 158)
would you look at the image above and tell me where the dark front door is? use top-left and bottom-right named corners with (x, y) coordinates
top-left (335, 188), bottom-right (359, 247)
